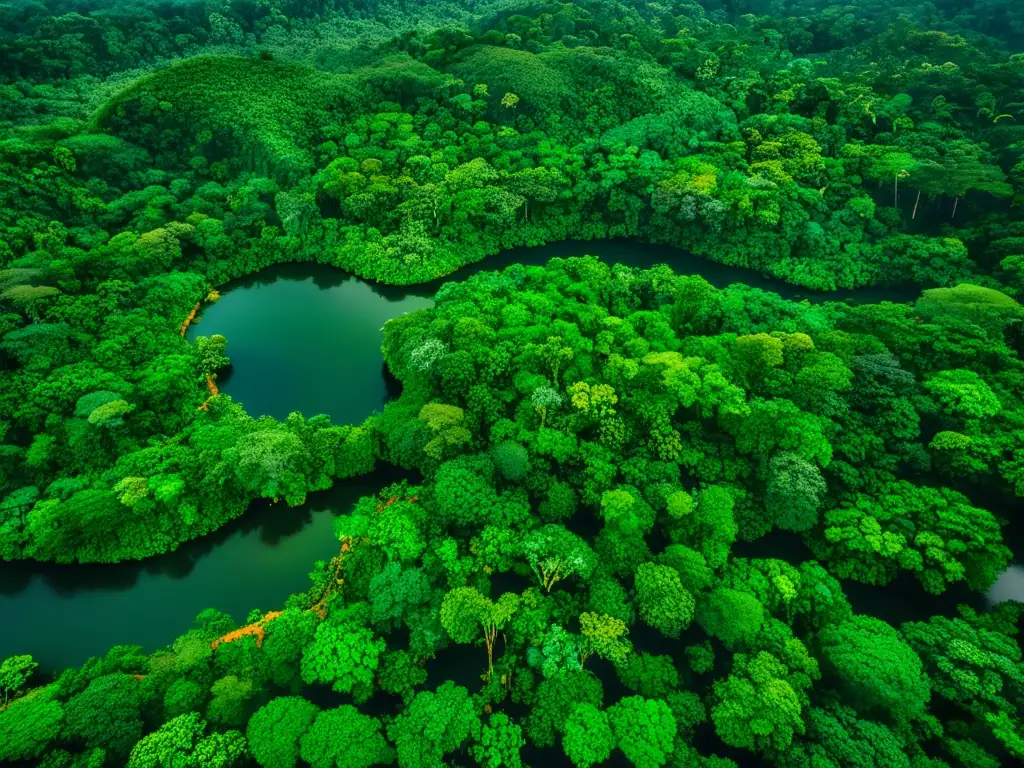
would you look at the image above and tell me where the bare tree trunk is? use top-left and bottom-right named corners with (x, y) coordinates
top-left (894, 174), bottom-right (899, 206)
top-left (952, 196), bottom-right (959, 219)
top-left (485, 626), bottom-right (497, 680)
top-left (912, 191), bottom-right (921, 220)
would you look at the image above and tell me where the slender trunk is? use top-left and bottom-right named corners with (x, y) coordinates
top-left (484, 626), bottom-right (496, 680)
top-left (952, 196), bottom-right (959, 219)
top-left (912, 190), bottom-right (921, 220)
top-left (527, 561), bottom-right (541, 587)
top-left (894, 174), bottom-right (898, 206)
top-left (542, 565), bottom-right (562, 592)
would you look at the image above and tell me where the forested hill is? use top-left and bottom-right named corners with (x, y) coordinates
top-left (1, 2), bottom-right (1024, 768)
top-left (1, 0), bottom-right (1024, 290)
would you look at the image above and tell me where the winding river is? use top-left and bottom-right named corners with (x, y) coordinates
top-left (2, 240), bottom-right (1019, 673)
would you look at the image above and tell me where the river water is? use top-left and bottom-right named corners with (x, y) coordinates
top-left (1, 239), bottom-right (1017, 673)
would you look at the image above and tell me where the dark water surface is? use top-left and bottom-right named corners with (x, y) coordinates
top-left (183, 239), bottom-right (918, 423)
top-left (0, 240), bottom-right (1010, 673)
top-left (417, 238), bottom-right (920, 304)
top-left (185, 265), bottom-right (432, 423)
top-left (1, 477), bottom-right (388, 672)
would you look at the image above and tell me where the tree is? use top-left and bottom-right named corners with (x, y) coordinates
top-left (410, 339), bottom-right (447, 374)
top-left (418, 404), bottom-right (472, 461)
top-left (386, 682), bottom-right (480, 768)
top-left (531, 386), bottom-right (563, 428)
top-left (472, 713), bottom-right (525, 768)
top-left (923, 369), bottom-right (1001, 421)
top-left (300, 618), bottom-right (384, 700)
top-left (901, 612), bottom-right (1024, 755)
top-left (163, 678), bottom-right (205, 720)
top-left (697, 588), bottom-right (766, 649)
top-left (607, 696), bottom-right (676, 768)
top-left (440, 587), bottom-right (519, 678)
top-left (261, 608), bottom-right (318, 691)
top-left (686, 642), bottom-right (716, 676)
top-left (229, 428), bottom-right (310, 505)
top-left (734, 333), bottom-right (784, 382)
top-left (527, 671), bottom-right (604, 748)
top-left (818, 616), bottom-right (930, 722)
top-left (669, 486), bottom-right (737, 568)
top-left (764, 452), bottom-right (827, 532)
top-left (912, 141), bottom-right (1012, 217)
top-left (492, 441), bottom-right (530, 481)
top-left (369, 563), bottom-right (431, 631)
top-left (193, 334), bottom-right (230, 376)
top-left (378, 650), bottom-right (428, 704)
top-left (658, 545), bottom-right (713, 594)
top-left (207, 675), bottom-right (254, 727)
top-left (127, 713), bottom-right (245, 768)
top-left (0, 688), bottom-right (63, 763)
top-left (600, 488), bottom-right (655, 534)
top-left (0, 654), bottom-right (36, 706)
top-left (432, 457), bottom-right (501, 527)
top-left (634, 563), bottom-right (695, 638)
top-left (562, 704), bottom-right (615, 768)
top-left (539, 480), bottom-right (578, 522)
top-left (63, 673), bottom-right (144, 756)
top-left (711, 651), bottom-right (805, 754)
top-left (814, 482), bottom-right (1010, 594)
top-left (247, 697), bottom-right (320, 768)
top-left (299, 706), bottom-right (394, 768)
top-left (616, 653), bottom-right (680, 700)
top-left (521, 525), bottom-right (597, 591)
top-left (534, 624), bottom-right (583, 678)
top-left (867, 151), bottom-right (917, 207)
top-left (579, 612), bottom-right (632, 666)
top-left (779, 702), bottom-right (911, 768)
top-left (567, 381), bottom-right (616, 419)
top-left (665, 691), bottom-right (706, 738)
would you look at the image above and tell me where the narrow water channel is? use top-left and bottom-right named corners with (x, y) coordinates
top-left (1, 240), bottom-right (1012, 673)
top-left (178, 239), bottom-right (919, 424)
top-left (0, 476), bottom-right (397, 673)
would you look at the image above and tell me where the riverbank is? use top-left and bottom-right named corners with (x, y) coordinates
top-left (0, 242), bottom-right (1008, 673)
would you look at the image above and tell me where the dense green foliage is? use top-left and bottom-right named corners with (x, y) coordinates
top-left (3, 0), bottom-right (1024, 766)
top-left (5, 0), bottom-right (1024, 563)
top-left (4, 255), bottom-right (1022, 765)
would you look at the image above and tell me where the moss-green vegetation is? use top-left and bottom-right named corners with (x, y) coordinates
top-left (2, 0), bottom-right (1024, 766)
top-left (5, 256), bottom-right (1023, 765)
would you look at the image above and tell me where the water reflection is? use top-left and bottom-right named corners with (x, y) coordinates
top-left (0, 240), bottom-right (993, 675)
top-left (1, 474), bottom-right (393, 673)
top-left (421, 238), bottom-right (919, 303)
top-left (186, 240), bottom-right (921, 427)
top-left (988, 566), bottom-right (1024, 605)
top-left (186, 266), bottom-right (433, 424)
